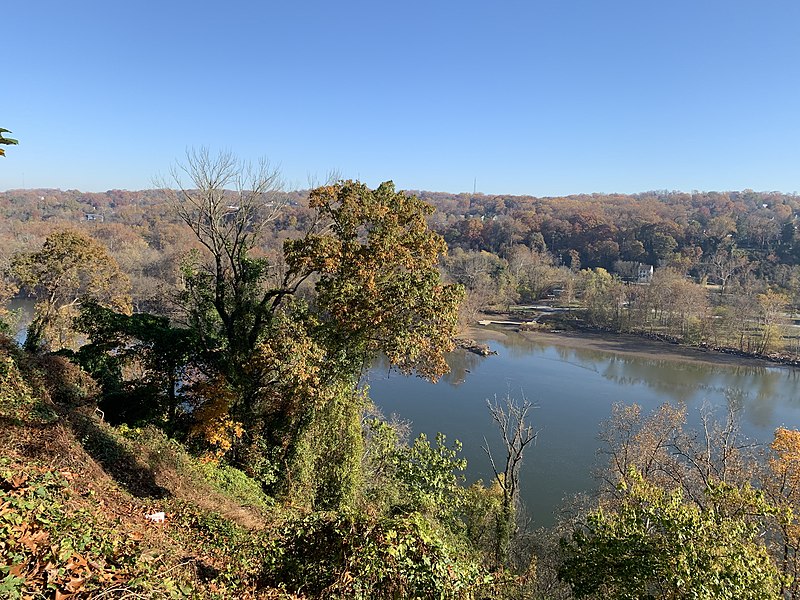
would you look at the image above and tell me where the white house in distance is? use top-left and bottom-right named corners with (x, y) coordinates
top-left (637, 264), bottom-right (654, 283)
top-left (613, 260), bottom-right (654, 283)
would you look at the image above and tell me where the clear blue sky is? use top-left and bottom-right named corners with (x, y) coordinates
top-left (4, 0), bottom-right (800, 196)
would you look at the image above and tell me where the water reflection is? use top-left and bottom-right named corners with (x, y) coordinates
top-left (474, 335), bottom-right (797, 433)
top-left (368, 331), bottom-right (800, 528)
top-left (6, 297), bottom-right (34, 344)
top-left (371, 350), bottom-right (487, 388)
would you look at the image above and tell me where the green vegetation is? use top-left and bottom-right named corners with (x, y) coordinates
top-left (263, 510), bottom-right (489, 598)
top-left (559, 472), bottom-right (782, 599)
top-left (0, 171), bottom-right (505, 598)
top-left (0, 330), bottom-right (509, 598)
top-left (7, 166), bottom-right (800, 596)
top-left (0, 128), bottom-right (18, 157)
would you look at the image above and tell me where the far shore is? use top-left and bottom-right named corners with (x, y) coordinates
top-left (464, 321), bottom-right (787, 369)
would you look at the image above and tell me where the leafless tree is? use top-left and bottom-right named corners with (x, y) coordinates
top-left (597, 402), bottom-right (685, 497)
top-left (598, 400), bottom-right (759, 511)
top-left (483, 393), bottom-right (537, 566)
top-left (669, 399), bottom-right (760, 509)
top-left (708, 248), bottom-right (751, 297)
top-left (163, 147), bottom-right (284, 273)
top-left (155, 148), bottom-right (299, 392)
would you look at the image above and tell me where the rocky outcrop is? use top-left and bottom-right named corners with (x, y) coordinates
top-left (454, 338), bottom-right (497, 356)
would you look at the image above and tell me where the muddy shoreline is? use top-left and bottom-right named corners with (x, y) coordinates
top-left (463, 322), bottom-right (790, 369)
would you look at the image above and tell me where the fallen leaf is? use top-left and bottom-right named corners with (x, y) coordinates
top-left (45, 562), bottom-right (60, 584)
top-left (64, 553), bottom-right (88, 571)
top-left (19, 529), bottom-right (49, 552)
top-left (65, 576), bottom-right (85, 593)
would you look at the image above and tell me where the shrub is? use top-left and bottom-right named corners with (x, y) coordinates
top-left (263, 510), bottom-right (489, 599)
top-left (0, 347), bottom-right (57, 424)
top-left (34, 354), bottom-right (99, 406)
top-left (196, 461), bottom-right (272, 509)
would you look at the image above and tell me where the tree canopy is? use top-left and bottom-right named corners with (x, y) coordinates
top-left (284, 180), bottom-right (463, 380)
top-left (11, 229), bottom-right (131, 351)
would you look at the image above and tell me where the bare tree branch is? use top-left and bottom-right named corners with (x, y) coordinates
top-left (481, 392), bottom-right (538, 567)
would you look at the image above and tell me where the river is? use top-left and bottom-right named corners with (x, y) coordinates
top-left (6, 297), bottom-right (34, 344)
top-left (367, 328), bottom-right (800, 528)
top-left (9, 296), bottom-right (800, 527)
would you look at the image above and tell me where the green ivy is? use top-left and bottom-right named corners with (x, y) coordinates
top-left (263, 509), bottom-right (490, 599)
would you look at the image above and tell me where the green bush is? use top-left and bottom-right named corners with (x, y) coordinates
top-left (0, 349), bottom-right (57, 424)
top-left (558, 470), bottom-right (783, 600)
top-left (263, 509), bottom-right (490, 599)
top-left (196, 461), bottom-right (272, 509)
top-left (118, 424), bottom-right (272, 508)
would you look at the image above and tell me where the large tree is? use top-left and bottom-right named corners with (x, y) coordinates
top-left (276, 181), bottom-right (464, 506)
top-left (166, 155), bottom-right (462, 506)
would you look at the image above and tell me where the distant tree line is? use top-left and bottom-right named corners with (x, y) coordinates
top-left (7, 171), bottom-right (800, 596)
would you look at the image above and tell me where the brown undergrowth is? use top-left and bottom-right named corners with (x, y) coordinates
top-left (1, 336), bottom-right (494, 599)
top-left (0, 337), bottom-right (301, 599)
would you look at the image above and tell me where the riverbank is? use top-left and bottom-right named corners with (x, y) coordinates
top-left (466, 318), bottom-right (788, 369)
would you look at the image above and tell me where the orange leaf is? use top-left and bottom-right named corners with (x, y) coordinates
top-left (64, 554), bottom-right (87, 572)
top-left (65, 576), bottom-right (85, 593)
top-left (128, 530), bottom-right (144, 541)
top-left (10, 474), bottom-right (28, 489)
top-left (19, 529), bottom-right (48, 552)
